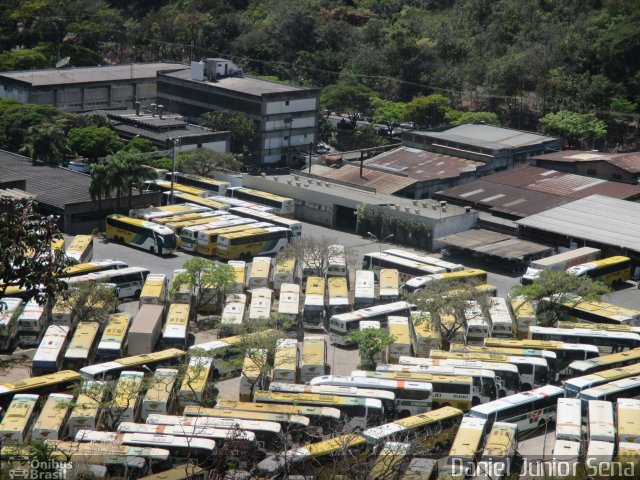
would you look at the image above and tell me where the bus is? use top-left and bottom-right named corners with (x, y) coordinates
top-left (463, 301), bottom-right (490, 346)
top-left (171, 268), bottom-right (194, 305)
top-left (273, 338), bottom-right (299, 384)
top-left (216, 226), bottom-right (292, 260)
top-left (139, 273), bottom-right (167, 306)
top-left (248, 257), bottom-right (272, 289)
top-left (164, 214), bottom-right (239, 237)
top-left (482, 338), bottom-right (599, 377)
top-left (134, 465), bottom-right (210, 480)
top-left (164, 190), bottom-right (230, 211)
top-left (147, 179), bottom-right (210, 197)
top-left (566, 255), bottom-right (632, 286)
top-left (569, 347), bottom-right (640, 377)
top-left (80, 348), bottom-right (186, 380)
top-left (67, 381), bottom-right (106, 437)
top-left (153, 210), bottom-right (227, 226)
top-left (362, 252), bottom-right (446, 282)
top-left (579, 375), bottom-right (640, 402)
top-left (556, 298), bottom-right (640, 327)
top-left (208, 195), bottom-right (275, 213)
top-left (213, 400), bottom-right (341, 427)
top-left (528, 325), bottom-right (640, 354)
top-left (476, 422), bottom-right (518, 480)
top-left (32, 325), bottom-right (70, 375)
top-left (558, 321), bottom-right (640, 334)
top-left (141, 368), bottom-right (179, 421)
top-left (31, 393), bottom-right (73, 441)
top-left (272, 258), bottom-right (297, 291)
top-left (352, 370), bottom-right (475, 411)
top-left (309, 375), bottom-right (433, 417)
top-left (403, 269), bottom-right (488, 294)
top-left (0, 297), bottom-right (22, 351)
top-left (180, 405), bottom-right (310, 431)
top-left (277, 283), bottom-right (300, 325)
top-left (239, 349), bottom-right (267, 402)
top-left (63, 322), bottom-right (100, 371)
top-left (370, 442), bottom-right (411, 480)
top-left (329, 302), bottom-right (414, 346)
top-left (248, 288), bottom-right (272, 321)
top-left (64, 259), bottom-right (129, 278)
top-left (409, 312), bottom-right (440, 357)
top-left (229, 206), bottom-right (302, 238)
top-left (617, 398), bottom-right (640, 444)
top-left (563, 362), bottom-right (640, 398)
top-left (379, 269), bottom-right (400, 303)
top-left (252, 390), bottom-right (384, 431)
top-left (303, 276), bottom-right (326, 329)
top-left (327, 276), bottom-right (350, 316)
top-left (387, 316), bottom-right (413, 364)
top-left (227, 187), bottom-right (295, 217)
top-left (300, 336), bottom-right (326, 383)
top-left (164, 171), bottom-right (230, 196)
top-left (162, 303), bottom-right (190, 349)
top-left (555, 398), bottom-right (582, 442)
top-left (16, 299), bottom-right (47, 348)
top-left (354, 270), bottom-right (375, 309)
top-left (227, 260), bottom-right (246, 294)
top-left (130, 203), bottom-right (211, 221)
top-left (443, 416), bottom-right (487, 475)
top-left (106, 214), bottom-right (177, 256)
top-left (65, 235), bottom-right (93, 264)
top-left (327, 245), bottom-right (347, 277)
top-left (179, 356), bottom-right (213, 407)
top-left (96, 313), bottom-right (131, 360)
top-left (112, 371), bottom-right (145, 423)
top-left (181, 218), bottom-right (256, 253)
top-left (0, 394), bottom-right (39, 444)
top-left (487, 297), bottom-right (515, 339)
top-left (220, 293), bottom-right (246, 338)
top-left (588, 400), bottom-right (615, 443)
top-left (468, 385), bottom-right (565, 432)
top-left (508, 296), bottom-right (536, 340)
top-left (384, 249), bottom-right (464, 273)
top-left (0, 371), bottom-right (80, 410)
top-left (586, 440), bottom-right (615, 464)
top-left (66, 266), bottom-right (151, 301)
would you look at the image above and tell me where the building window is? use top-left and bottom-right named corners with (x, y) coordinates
top-left (284, 136), bottom-right (289, 141)
top-left (285, 100), bottom-right (290, 106)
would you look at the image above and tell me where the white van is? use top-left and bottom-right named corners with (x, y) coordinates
top-left (68, 161), bottom-right (91, 174)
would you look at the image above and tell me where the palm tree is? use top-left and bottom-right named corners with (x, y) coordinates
top-left (89, 163), bottom-right (111, 230)
top-left (122, 152), bottom-right (157, 212)
top-left (20, 124), bottom-right (66, 165)
top-left (105, 153), bottom-right (127, 213)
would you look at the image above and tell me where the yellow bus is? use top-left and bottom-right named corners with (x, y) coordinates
top-left (272, 258), bottom-right (297, 291)
top-left (387, 316), bottom-right (413, 364)
top-left (139, 273), bottom-right (168, 306)
top-left (164, 214), bottom-right (240, 238)
top-left (443, 416), bottom-right (487, 474)
top-left (32, 324), bottom-right (70, 375)
top-left (370, 442), bottom-right (411, 480)
top-left (303, 276), bottom-right (326, 329)
top-left (508, 296), bottom-right (537, 339)
top-left (178, 356), bottom-right (213, 407)
top-left (153, 211), bottom-right (222, 225)
top-left (248, 257), bottom-right (273, 289)
top-left (129, 203), bottom-right (211, 221)
top-left (65, 235), bottom-right (94, 264)
top-left (227, 187), bottom-right (295, 217)
top-left (0, 394), bottom-right (39, 444)
top-left (556, 298), bottom-right (640, 327)
top-left (141, 368), bottom-right (179, 421)
top-left (80, 348), bottom-right (186, 380)
top-left (566, 255), bottom-right (632, 286)
top-left (96, 313), bottom-right (131, 360)
top-left (327, 276), bottom-right (350, 315)
top-left (568, 346), bottom-right (640, 376)
top-left (63, 321), bottom-right (100, 371)
top-left (273, 338), bottom-right (299, 384)
top-left (194, 221), bottom-right (268, 256)
top-left (31, 393), bottom-right (73, 441)
top-left (165, 171), bottom-right (230, 196)
top-left (106, 214), bottom-right (177, 255)
top-left (477, 422), bottom-right (518, 479)
top-left (161, 303), bottom-right (190, 349)
top-left (213, 400), bottom-right (341, 427)
top-left (300, 336), bottom-right (327, 383)
top-left (147, 179), bottom-right (210, 197)
top-left (239, 349), bottom-right (267, 402)
top-left (227, 260), bottom-right (246, 294)
top-left (277, 283), bottom-right (301, 325)
top-left (228, 206), bottom-right (303, 238)
top-left (64, 259), bottom-right (129, 278)
top-left (182, 405), bottom-right (310, 431)
top-left (0, 371), bottom-right (80, 409)
top-left (216, 226), bottom-right (292, 260)
top-left (379, 268), bottom-right (400, 302)
top-left (112, 371), bottom-right (145, 423)
top-left (67, 381), bottom-right (107, 437)
top-left (617, 398), bottom-right (640, 444)
top-left (403, 269), bottom-right (488, 293)
top-left (410, 311), bottom-right (441, 357)
top-left (165, 190), bottom-right (230, 210)
top-left (528, 325), bottom-right (640, 354)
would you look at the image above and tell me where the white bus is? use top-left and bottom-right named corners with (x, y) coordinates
top-left (180, 218), bottom-right (254, 252)
top-left (588, 400), bottom-right (615, 444)
top-left (227, 260), bottom-right (246, 294)
top-left (130, 203), bottom-right (212, 220)
top-left (248, 257), bottom-right (272, 290)
top-left (487, 297), bottom-right (515, 338)
top-left (31, 393), bottom-right (73, 441)
top-left (387, 316), bottom-right (413, 364)
top-left (96, 313), bottom-right (131, 360)
top-left (329, 302), bottom-right (414, 346)
top-left (0, 394), bottom-right (39, 444)
top-left (354, 270), bottom-right (375, 309)
top-left (249, 288), bottom-right (272, 321)
top-left (0, 297), bottom-right (22, 350)
top-left (161, 303), bottom-right (190, 349)
top-left (239, 349), bottom-right (267, 402)
top-left (529, 326), bottom-right (640, 354)
top-left (586, 439), bottom-right (614, 464)
top-left (300, 336), bottom-right (326, 384)
top-left (379, 269), bottom-right (400, 302)
top-left (141, 368), bottom-right (179, 421)
top-left (111, 371), bottom-right (145, 423)
top-left (277, 284), bottom-right (300, 325)
top-left (463, 301), bottom-right (490, 346)
top-left (327, 276), bottom-right (350, 316)
top-left (66, 266), bottom-right (150, 301)
top-left (444, 416), bottom-right (487, 474)
top-left (273, 338), bottom-right (299, 384)
top-left (32, 325), bottom-right (70, 375)
top-left (164, 172), bottom-right (230, 196)
top-left (65, 235), bottom-right (94, 264)
top-left (617, 398), bottom-right (640, 444)
top-left (179, 356), bottom-right (213, 407)
top-left (362, 252), bottom-right (446, 282)
top-left (409, 311), bottom-right (440, 357)
top-left (220, 293), bottom-right (247, 338)
top-left (227, 187), bottom-right (295, 217)
top-left (272, 258), bottom-right (297, 291)
top-left (303, 276), bottom-right (325, 329)
top-left (228, 207), bottom-right (302, 238)
top-left (208, 195), bottom-right (275, 212)
top-left (556, 398), bottom-right (582, 442)
top-left (16, 299), bottom-right (47, 348)
top-left (67, 381), bottom-right (107, 437)
top-left (384, 249), bottom-right (464, 272)
top-left (171, 268), bottom-right (195, 305)
top-left (327, 245), bottom-right (347, 277)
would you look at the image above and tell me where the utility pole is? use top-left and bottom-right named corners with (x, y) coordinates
top-left (308, 142), bottom-right (313, 173)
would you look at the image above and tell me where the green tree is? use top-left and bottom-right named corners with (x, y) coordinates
top-left (0, 199), bottom-right (69, 304)
top-left (346, 329), bottom-right (395, 370)
top-left (370, 97), bottom-right (406, 141)
top-left (404, 94), bottom-right (450, 127)
top-left (538, 110), bottom-right (607, 149)
top-left (118, 151), bottom-right (157, 212)
top-left (179, 148), bottom-right (241, 176)
top-left (89, 163), bottom-right (111, 230)
top-left (447, 111), bottom-right (500, 126)
top-left (200, 111), bottom-right (257, 155)
top-left (124, 137), bottom-right (157, 153)
top-left (67, 126), bottom-right (124, 162)
top-left (320, 81), bottom-right (377, 126)
top-left (510, 269), bottom-right (611, 327)
top-left (172, 258), bottom-right (235, 313)
top-left (20, 123), bottom-right (67, 165)
top-left (55, 282), bottom-right (118, 325)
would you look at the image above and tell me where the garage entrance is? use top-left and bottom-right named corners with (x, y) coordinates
top-left (333, 204), bottom-right (358, 232)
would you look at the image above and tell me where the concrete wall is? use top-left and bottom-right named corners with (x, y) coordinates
top-left (0, 83), bottom-right (28, 102)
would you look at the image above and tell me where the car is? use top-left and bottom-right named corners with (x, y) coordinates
top-left (399, 122), bottom-right (416, 130)
top-left (315, 144), bottom-right (330, 154)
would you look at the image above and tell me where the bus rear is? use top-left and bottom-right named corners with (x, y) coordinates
top-left (65, 235), bottom-right (94, 264)
top-left (142, 368), bottom-right (179, 421)
top-left (248, 257), bottom-right (273, 289)
top-left (379, 268), bottom-right (400, 302)
top-left (303, 276), bottom-right (326, 329)
top-left (300, 336), bottom-right (327, 383)
top-left (354, 270), bottom-right (375, 309)
top-left (273, 338), bottom-right (299, 384)
top-left (96, 313), bottom-right (131, 360)
top-left (387, 316), bottom-right (413, 364)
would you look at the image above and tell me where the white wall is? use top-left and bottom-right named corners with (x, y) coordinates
top-left (265, 98), bottom-right (317, 115)
top-left (264, 116), bottom-right (316, 131)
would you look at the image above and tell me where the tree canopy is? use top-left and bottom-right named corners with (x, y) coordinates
top-left (200, 111), bottom-right (257, 155)
top-left (67, 126), bottom-right (124, 162)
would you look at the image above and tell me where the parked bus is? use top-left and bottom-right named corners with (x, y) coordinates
top-left (164, 172), bottom-right (230, 196)
top-left (208, 195), bottom-right (275, 213)
top-left (303, 276), bottom-right (326, 329)
top-left (80, 348), bottom-right (186, 380)
top-left (273, 338), bottom-right (299, 384)
top-left (228, 206), bottom-right (302, 238)
top-left (65, 235), bottom-right (93, 264)
top-left (220, 293), bottom-right (246, 338)
top-left (248, 288), bottom-right (272, 321)
top-left (0, 297), bottom-right (22, 350)
top-left (508, 296), bottom-right (536, 340)
top-left (248, 257), bottom-right (272, 289)
top-left (579, 375), bottom-right (640, 402)
top-left (180, 405), bottom-right (310, 431)
top-left (227, 187), bottom-right (295, 217)
top-left (130, 203), bottom-right (211, 221)
top-left (63, 322), bottom-right (100, 371)
top-left (586, 440), bottom-right (614, 464)
top-left (164, 190), bottom-right (230, 211)
top-left (529, 325), bottom-right (640, 354)
top-left (403, 269), bottom-right (488, 294)
top-left (64, 259), bottom-right (128, 278)
top-left (362, 252), bottom-right (445, 282)
top-left (409, 312), bottom-right (440, 357)
top-left (32, 325), bottom-right (70, 375)
top-left (106, 214), bottom-right (177, 256)
top-left (327, 245), bottom-right (347, 277)
top-left (31, 393), bottom-right (73, 441)
top-left (558, 321), bottom-right (640, 334)
top-left (227, 260), bottom-right (246, 294)
top-left (277, 283), bottom-right (300, 325)
top-left (162, 303), bottom-right (190, 349)
top-left (617, 398), bottom-right (640, 444)
top-left (239, 349), bottom-right (268, 402)
top-left (379, 269), bottom-right (400, 302)
top-left (16, 299), bottom-right (47, 348)
top-left (96, 313), bottom-right (131, 360)
top-left (0, 371), bottom-right (80, 410)
top-left (555, 398), bottom-right (582, 442)
top-left (66, 266), bottom-right (150, 301)
top-left (354, 270), bottom-right (375, 309)
top-left (588, 400), bottom-right (615, 444)
top-left (476, 422), bottom-right (518, 480)
top-left (147, 179), bottom-right (209, 197)
top-left (487, 297), bottom-right (515, 338)
top-left (556, 298), bottom-right (640, 327)
top-left (182, 218), bottom-right (256, 253)
top-left (0, 394), bottom-right (39, 444)
top-left (569, 347), bottom-right (640, 377)
top-left (272, 258), bottom-right (297, 291)
top-left (170, 268), bottom-right (194, 306)
top-left (384, 249), bottom-right (464, 273)
top-left (309, 375), bottom-right (433, 417)
top-left (216, 226), bottom-right (292, 260)
top-left (443, 416), bottom-right (487, 475)
top-left (178, 356), bottom-right (213, 407)
top-left (327, 276), bottom-right (350, 315)
top-left (564, 362), bottom-right (640, 398)
top-left (370, 442), bottom-right (412, 480)
top-left (387, 316), bottom-right (413, 364)
top-left (463, 301), bottom-right (490, 346)
top-left (139, 273), bottom-right (167, 306)
top-left (154, 211), bottom-right (227, 227)
top-left (352, 370), bottom-right (475, 411)
top-left (329, 302), bottom-right (415, 346)
top-left (213, 400), bottom-right (341, 427)
top-left (141, 368), bottom-right (179, 421)
top-left (566, 255), bottom-right (632, 286)
top-left (112, 371), bottom-right (145, 423)
top-left (133, 465), bottom-right (210, 480)
top-left (300, 336), bottom-right (326, 383)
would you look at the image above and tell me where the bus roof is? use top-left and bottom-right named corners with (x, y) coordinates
top-left (470, 385), bottom-right (564, 416)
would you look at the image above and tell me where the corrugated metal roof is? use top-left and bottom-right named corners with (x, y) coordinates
top-left (517, 195), bottom-right (640, 252)
top-left (416, 124), bottom-right (558, 150)
top-left (532, 150), bottom-right (640, 174)
top-left (309, 164), bottom-right (416, 194)
top-left (364, 147), bottom-right (482, 181)
top-left (437, 229), bottom-right (552, 260)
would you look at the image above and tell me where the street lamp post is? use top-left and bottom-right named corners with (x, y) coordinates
top-left (367, 232), bottom-right (394, 273)
top-left (168, 137), bottom-right (181, 205)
